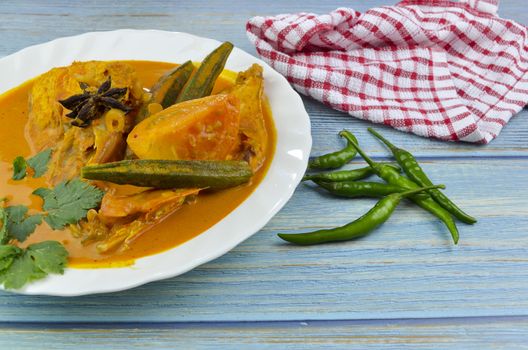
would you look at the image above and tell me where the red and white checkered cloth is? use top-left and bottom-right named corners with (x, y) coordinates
top-left (246, 0), bottom-right (528, 143)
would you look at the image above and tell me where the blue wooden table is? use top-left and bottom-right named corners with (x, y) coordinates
top-left (1, 1), bottom-right (527, 348)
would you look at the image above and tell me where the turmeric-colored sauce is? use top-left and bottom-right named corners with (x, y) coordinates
top-left (0, 60), bottom-right (276, 268)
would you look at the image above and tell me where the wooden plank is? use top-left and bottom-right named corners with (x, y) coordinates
top-left (305, 98), bottom-right (528, 157)
top-left (0, 158), bottom-right (526, 322)
top-left (0, 0), bottom-right (406, 56)
top-left (0, 0), bottom-right (527, 156)
top-left (1, 317), bottom-right (527, 349)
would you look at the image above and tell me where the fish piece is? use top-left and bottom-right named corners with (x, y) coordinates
top-left (228, 64), bottom-right (268, 171)
top-left (95, 187), bottom-right (200, 253)
top-left (99, 187), bottom-right (200, 224)
top-left (127, 94), bottom-right (240, 161)
top-left (73, 186), bottom-right (200, 252)
top-left (45, 126), bottom-right (95, 184)
top-left (27, 61), bottom-right (143, 184)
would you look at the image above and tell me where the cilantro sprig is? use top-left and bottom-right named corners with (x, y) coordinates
top-left (5, 206), bottom-right (42, 242)
top-left (11, 148), bottom-right (52, 180)
top-left (0, 206), bottom-right (8, 244)
top-left (12, 157), bottom-right (27, 180)
top-left (1, 175), bottom-right (104, 290)
top-left (34, 178), bottom-right (104, 230)
top-left (0, 241), bottom-right (68, 289)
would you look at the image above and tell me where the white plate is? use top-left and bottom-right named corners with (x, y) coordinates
top-left (0, 30), bottom-right (311, 296)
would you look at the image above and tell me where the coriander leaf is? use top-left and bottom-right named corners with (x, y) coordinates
top-left (12, 156), bottom-right (27, 180)
top-left (27, 148), bottom-right (52, 178)
top-left (27, 241), bottom-right (68, 274)
top-left (33, 188), bottom-right (56, 207)
top-left (0, 245), bottom-right (21, 272)
top-left (33, 178), bottom-right (104, 230)
top-left (1, 251), bottom-right (47, 289)
top-left (0, 207), bottom-right (8, 244)
top-left (5, 205), bottom-right (42, 242)
top-left (0, 241), bottom-right (68, 290)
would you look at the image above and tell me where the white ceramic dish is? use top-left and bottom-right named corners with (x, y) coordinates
top-left (0, 30), bottom-right (311, 296)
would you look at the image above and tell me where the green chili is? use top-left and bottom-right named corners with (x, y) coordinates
top-left (308, 130), bottom-right (358, 169)
top-left (278, 184), bottom-right (444, 245)
top-left (303, 164), bottom-right (400, 182)
top-left (368, 128), bottom-right (476, 225)
top-left (314, 180), bottom-right (406, 198)
top-left (342, 132), bottom-right (460, 244)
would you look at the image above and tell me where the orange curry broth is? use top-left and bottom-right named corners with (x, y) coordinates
top-left (0, 60), bottom-right (276, 268)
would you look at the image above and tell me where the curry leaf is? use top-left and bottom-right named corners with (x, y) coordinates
top-left (33, 178), bottom-right (104, 230)
top-left (5, 205), bottom-right (42, 242)
top-left (27, 148), bottom-right (52, 178)
top-left (12, 156), bottom-right (27, 180)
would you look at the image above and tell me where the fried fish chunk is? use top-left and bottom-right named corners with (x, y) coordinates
top-left (228, 64), bottom-right (268, 171)
top-left (27, 61), bottom-right (143, 184)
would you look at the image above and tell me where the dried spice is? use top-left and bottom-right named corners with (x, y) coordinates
top-left (59, 77), bottom-right (132, 127)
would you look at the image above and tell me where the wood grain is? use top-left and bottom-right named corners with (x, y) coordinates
top-left (1, 317), bottom-right (528, 349)
top-left (0, 0), bottom-right (527, 348)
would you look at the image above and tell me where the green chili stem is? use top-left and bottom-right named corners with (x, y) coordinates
top-left (367, 128), bottom-right (399, 153)
top-left (340, 132), bottom-right (378, 168)
top-left (398, 184), bottom-right (445, 198)
top-left (368, 127), bottom-right (477, 225)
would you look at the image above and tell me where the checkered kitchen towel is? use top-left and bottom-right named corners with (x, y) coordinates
top-left (246, 0), bottom-right (528, 143)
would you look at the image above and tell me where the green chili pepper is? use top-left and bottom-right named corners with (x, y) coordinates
top-left (314, 180), bottom-right (406, 198)
top-left (367, 128), bottom-right (477, 225)
top-left (302, 164), bottom-right (400, 182)
top-left (341, 132), bottom-right (460, 244)
top-left (308, 130), bottom-right (358, 169)
top-left (278, 184), bottom-right (445, 245)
